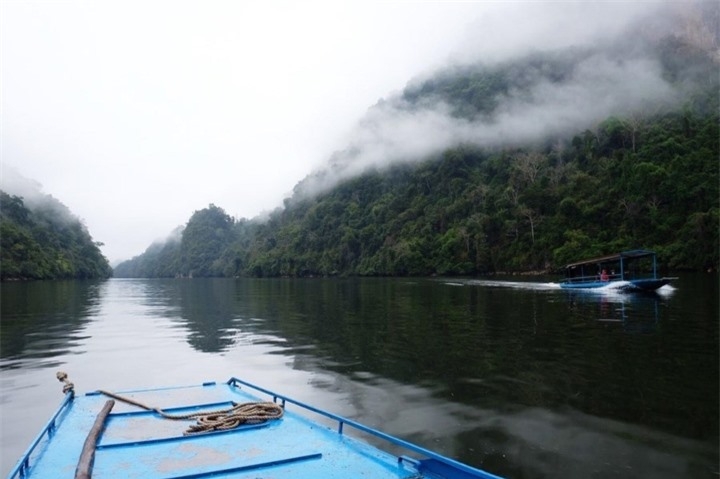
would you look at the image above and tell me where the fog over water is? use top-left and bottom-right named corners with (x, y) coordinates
top-left (1, 1), bottom-right (714, 263)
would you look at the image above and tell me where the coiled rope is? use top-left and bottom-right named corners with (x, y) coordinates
top-left (96, 389), bottom-right (284, 435)
top-left (55, 372), bottom-right (283, 435)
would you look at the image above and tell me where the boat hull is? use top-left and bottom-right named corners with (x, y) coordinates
top-left (9, 377), bottom-right (501, 479)
top-left (621, 278), bottom-right (675, 291)
top-left (559, 278), bottom-right (674, 291)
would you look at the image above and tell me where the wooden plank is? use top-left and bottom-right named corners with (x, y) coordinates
top-left (75, 400), bottom-right (115, 479)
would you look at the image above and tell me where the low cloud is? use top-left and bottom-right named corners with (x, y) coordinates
top-left (297, 54), bottom-right (677, 196)
top-left (1, 167), bottom-right (44, 204)
top-left (293, 1), bottom-right (716, 200)
top-left (0, 167), bottom-right (82, 225)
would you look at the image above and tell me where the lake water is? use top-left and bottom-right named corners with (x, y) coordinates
top-left (1, 276), bottom-right (718, 478)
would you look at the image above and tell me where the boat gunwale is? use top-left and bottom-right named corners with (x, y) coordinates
top-left (8, 391), bottom-right (74, 479)
top-left (9, 377), bottom-right (503, 479)
top-left (227, 376), bottom-right (504, 479)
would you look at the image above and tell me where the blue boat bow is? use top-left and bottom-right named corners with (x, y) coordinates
top-left (9, 376), bottom-right (502, 479)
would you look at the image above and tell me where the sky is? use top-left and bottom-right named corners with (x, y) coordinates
top-left (0, 1), bottom-right (692, 264)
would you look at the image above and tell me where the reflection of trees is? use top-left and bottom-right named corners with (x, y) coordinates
top-left (177, 280), bottom-right (237, 353)
top-left (0, 280), bottom-right (104, 367)
top-left (165, 277), bottom-right (717, 445)
top-left (151, 279), bottom-right (238, 353)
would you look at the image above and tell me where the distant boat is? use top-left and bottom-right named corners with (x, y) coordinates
top-left (9, 374), bottom-right (502, 479)
top-left (558, 249), bottom-right (676, 291)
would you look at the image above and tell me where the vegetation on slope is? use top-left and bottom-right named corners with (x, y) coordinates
top-left (115, 28), bottom-right (719, 278)
top-left (0, 191), bottom-right (112, 280)
top-left (116, 107), bottom-right (718, 278)
top-left (247, 114), bottom-right (718, 276)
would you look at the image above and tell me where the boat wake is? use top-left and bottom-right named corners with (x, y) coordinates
top-left (462, 279), bottom-right (561, 290)
top-left (581, 281), bottom-right (676, 298)
top-left (448, 278), bottom-right (675, 298)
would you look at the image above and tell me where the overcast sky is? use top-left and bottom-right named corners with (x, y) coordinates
top-left (1, 1), bottom-right (678, 264)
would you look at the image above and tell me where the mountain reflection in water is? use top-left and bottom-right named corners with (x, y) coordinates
top-left (0, 276), bottom-right (717, 478)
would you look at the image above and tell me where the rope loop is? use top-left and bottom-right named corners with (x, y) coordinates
top-left (56, 371), bottom-right (75, 396)
top-left (51, 374), bottom-right (284, 435)
top-left (97, 389), bottom-right (283, 435)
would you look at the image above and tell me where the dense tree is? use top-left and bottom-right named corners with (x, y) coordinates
top-left (115, 30), bottom-right (719, 278)
top-left (179, 205), bottom-right (235, 277)
top-left (0, 192), bottom-right (112, 280)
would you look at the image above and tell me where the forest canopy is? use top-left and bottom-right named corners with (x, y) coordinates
top-left (115, 30), bottom-right (719, 279)
top-left (0, 190), bottom-right (112, 280)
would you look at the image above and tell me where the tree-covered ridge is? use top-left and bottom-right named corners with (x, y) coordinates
top-left (113, 207), bottom-right (249, 278)
top-left (0, 191), bottom-right (112, 280)
top-left (115, 26), bottom-right (719, 279)
top-left (116, 101), bottom-right (718, 278)
top-left (259, 111), bottom-right (718, 275)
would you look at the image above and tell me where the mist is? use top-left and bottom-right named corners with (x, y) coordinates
top-left (1, 168), bottom-right (44, 203)
top-left (294, 1), bottom-right (716, 198)
top-left (344, 56), bottom-right (672, 168)
top-left (0, 167), bottom-right (80, 225)
top-left (3, 1), bottom-right (717, 263)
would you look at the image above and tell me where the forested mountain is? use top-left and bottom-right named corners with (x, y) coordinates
top-left (115, 18), bottom-right (719, 279)
top-left (0, 189), bottom-right (112, 280)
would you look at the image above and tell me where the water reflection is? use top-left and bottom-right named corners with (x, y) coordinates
top-left (563, 288), bottom-right (672, 333)
top-left (2, 277), bottom-right (715, 478)
top-left (132, 279), bottom-right (239, 352)
top-left (459, 405), bottom-right (716, 478)
top-left (0, 280), bottom-right (105, 370)
top-left (162, 278), bottom-right (717, 451)
top-left (204, 278), bottom-right (714, 476)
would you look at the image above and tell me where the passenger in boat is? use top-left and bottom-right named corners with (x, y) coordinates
top-left (600, 269), bottom-right (609, 281)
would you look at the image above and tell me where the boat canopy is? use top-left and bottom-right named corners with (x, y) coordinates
top-left (563, 250), bottom-right (656, 269)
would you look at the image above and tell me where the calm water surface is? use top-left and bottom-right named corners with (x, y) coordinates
top-left (1, 276), bottom-right (717, 478)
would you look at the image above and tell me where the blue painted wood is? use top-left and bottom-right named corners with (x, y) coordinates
top-left (8, 378), bottom-right (503, 479)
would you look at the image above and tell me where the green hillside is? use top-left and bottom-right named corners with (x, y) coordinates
top-left (115, 30), bottom-right (719, 278)
top-left (0, 191), bottom-right (112, 280)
